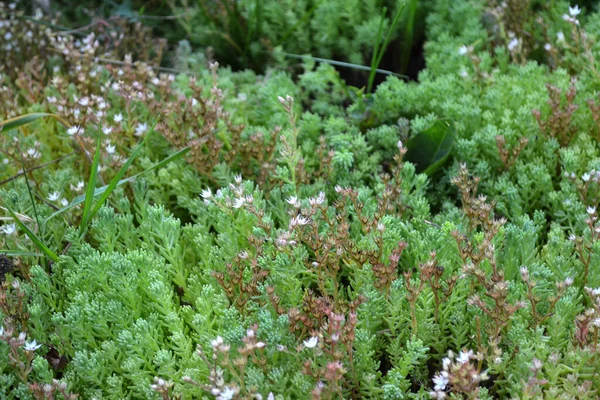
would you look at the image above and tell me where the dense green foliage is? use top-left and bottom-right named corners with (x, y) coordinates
top-left (2, 0), bottom-right (600, 399)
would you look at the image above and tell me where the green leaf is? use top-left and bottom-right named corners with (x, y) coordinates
top-left (45, 144), bottom-right (189, 223)
top-left (0, 250), bottom-right (42, 257)
top-left (0, 113), bottom-right (69, 132)
top-left (2, 206), bottom-right (59, 262)
top-left (405, 119), bottom-right (455, 175)
top-left (79, 137), bottom-right (102, 235)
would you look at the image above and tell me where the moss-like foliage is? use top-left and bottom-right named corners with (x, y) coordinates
top-left (2, 1), bottom-right (600, 399)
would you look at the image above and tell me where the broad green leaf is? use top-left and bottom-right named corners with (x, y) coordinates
top-left (405, 119), bottom-right (455, 175)
top-left (0, 113), bottom-right (69, 132)
top-left (45, 145), bottom-right (189, 223)
top-left (3, 206), bottom-right (59, 262)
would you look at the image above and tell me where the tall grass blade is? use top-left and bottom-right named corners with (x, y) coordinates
top-left (282, 53), bottom-right (407, 78)
top-left (400, 0), bottom-right (418, 74)
top-left (368, 4), bottom-right (406, 93)
top-left (0, 113), bottom-right (69, 132)
top-left (368, 8), bottom-right (387, 94)
top-left (88, 119), bottom-right (158, 220)
top-left (79, 137), bottom-right (102, 235)
top-left (3, 205), bottom-right (59, 262)
top-left (1, 250), bottom-right (42, 257)
top-left (46, 136), bottom-right (189, 222)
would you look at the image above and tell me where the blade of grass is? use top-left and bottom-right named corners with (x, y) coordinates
top-left (45, 146), bottom-right (189, 223)
top-left (375, 4), bottom-right (405, 70)
top-left (79, 137), bottom-right (102, 235)
top-left (0, 113), bottom-right (69, 132)
top-left (3, 205), bottom-right (59, 262)
top-left (368, 8), bottom-right (387, 94)
top-left (400, 0), bottom-right (418, 75)
top-left (88, 118), bottom-right (159, 222)
top-left (281, 53), bottom-right (408, 78)
top-left (0, 250), bottom-right (42, 257)
top-left (368, 4), bottom-right (405, 93)
top-left (18, 152), bottom-right (42, 236)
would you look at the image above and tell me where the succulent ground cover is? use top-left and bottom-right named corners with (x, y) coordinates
top-left (2, 0), bottom-right (600, 399)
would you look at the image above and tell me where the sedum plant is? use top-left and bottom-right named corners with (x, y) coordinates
top-left (2, 0), bottom-right (600, 399)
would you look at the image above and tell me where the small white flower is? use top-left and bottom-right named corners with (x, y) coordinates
top-left (317, 192), bottom-right (325, 205)
top-left (458, 45), bottom-right (468, 55)
top-left (27, 148), bottom-right (40, 159)
top-left (211, 336), bottom-right (224, 348)
top-left (593, 318), bottom-right (600, 328)
top-left (135, 122), bottom-right (148, 137)
top-left (234, 174), bottom-right (242, 184)
top-left (1, 223), bottom-right (16, 235)
top-left (4, 32), bottom-right (12, 40)
top-left (432, 372), bottom-right (449, 391)
top-left (102, 126), bottom-right (112, 135)
top-left (98, 100), bottom-right (107, 110)
top-left (23, 340), bottom-right (42, 352)
top-left (442, 357), bottom-right (451, 370)
top-left (303, 336), bottom-right (318, 349)
top-left (78, 97), bottom-right (89, 107)
top-left (201, 188), bottom-right (212, 200)
top-left (460, 69), bottom-right (469, 78)
top-left (106, 143), bottom-right (116, 154)
top-left (294, 216), bottom-right (309, 226)
top-left (557, 32), bottom-right (565, 42)
top-left (544, 43), bottom-right (552, 51)
top-left (457, 350), bottom-right (473, 364)
top-left (48, 191), bottom-right (60, 201)
top-left (287, 196), bottom-right (300, 207)
top-left (47, 96), bottom-right (57, 103)
top-left (218, 386), bottom-right (236, 400)
top-left (583, 172), bottom-right (591, 182)
top-left (569, 5), bottom-right (581, 17)
top-left (67, 125), bottom-right (81, 136)
top-left (233, 197), bottom-right (245, 209)
top-left (587, 206), bottom-right (596, 215)
top-left (565, 277), bottom-right (574, 286)
top-left (114, 113), bottom-right (123, 123)
top-left (60, 198), bottom-right (69, 207)
top-left (508, 38), bottom-right (520, 51)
